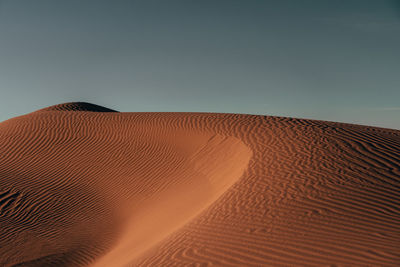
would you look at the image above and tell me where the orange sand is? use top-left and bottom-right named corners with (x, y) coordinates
top-left (0, 102), bottom-right (399, 266)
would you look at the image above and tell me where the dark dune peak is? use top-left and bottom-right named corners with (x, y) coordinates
top-left (37, 102), bottom-right (118, 112)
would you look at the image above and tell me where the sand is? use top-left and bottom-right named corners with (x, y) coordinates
top-left (0, 102), bottom-right (399, 266)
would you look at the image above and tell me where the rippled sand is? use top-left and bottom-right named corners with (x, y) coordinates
top-left (1, 102), bottom-right (399, 266)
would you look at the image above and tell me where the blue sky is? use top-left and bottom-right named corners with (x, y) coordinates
top-left (0, 0), bottom-right (399, 129)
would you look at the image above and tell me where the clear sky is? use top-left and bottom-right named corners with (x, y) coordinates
top-left (0, 0), bottom-right (399, 129)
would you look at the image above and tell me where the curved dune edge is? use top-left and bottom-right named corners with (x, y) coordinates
top-left (93, 135), bottom-right (252, 267)
top-left (0, 103), bottom-right (399, 266)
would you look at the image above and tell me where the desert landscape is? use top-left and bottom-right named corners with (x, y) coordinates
top-left (0, 102), bottom-right (398, 266)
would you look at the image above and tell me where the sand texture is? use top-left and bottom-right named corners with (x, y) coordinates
top-left (0, 103), bottom-right (399, 266)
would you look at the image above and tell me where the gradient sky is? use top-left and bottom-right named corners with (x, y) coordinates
top-left (0, 0), bottom-right (399, 129)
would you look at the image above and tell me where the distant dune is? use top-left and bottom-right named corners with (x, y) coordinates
top-left (0, 102), bottom-right (399, 266)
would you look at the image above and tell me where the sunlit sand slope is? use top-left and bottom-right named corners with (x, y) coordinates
top-left (0, 103), bottom-right (399, 266)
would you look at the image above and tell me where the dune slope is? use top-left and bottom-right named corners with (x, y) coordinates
top-left (0, 103), bottom-right (399, 266)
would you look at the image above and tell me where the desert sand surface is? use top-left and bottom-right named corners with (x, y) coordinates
top-left (0, 102), bottom-right (399, 266)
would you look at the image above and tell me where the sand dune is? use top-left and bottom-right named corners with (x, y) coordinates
top-left (0, 102), bottom-right (399, 266)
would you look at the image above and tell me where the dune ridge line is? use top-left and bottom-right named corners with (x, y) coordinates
top-left (0, 102), bottom-right (399, 266)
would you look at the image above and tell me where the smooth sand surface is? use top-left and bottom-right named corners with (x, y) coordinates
top-left (0, 102), bottom-right (399, 266)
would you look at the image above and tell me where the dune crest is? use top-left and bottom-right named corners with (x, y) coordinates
top-left (94, 135), bottom-right (252, 267)
top-left (0, 103), bottom-right (399, 266)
